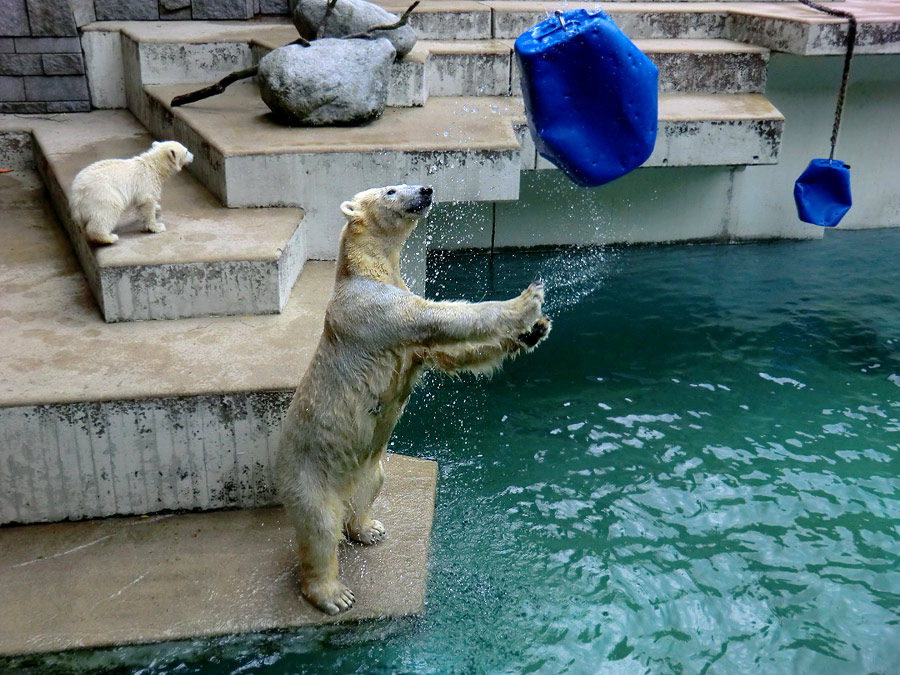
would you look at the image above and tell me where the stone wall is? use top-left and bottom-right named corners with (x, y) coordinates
top-left (0, 0), bottom-right (290, 114)
top-left (0, 0), bottom-right (90, 113)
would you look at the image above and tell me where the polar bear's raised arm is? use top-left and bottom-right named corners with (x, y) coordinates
top-left (393, 284), bottom-right (544, 349)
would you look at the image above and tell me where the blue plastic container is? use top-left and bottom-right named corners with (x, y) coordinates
top-left (794, 158), bottom-right (852, 227)
top-left (515, 9), bottom-right (659, 187)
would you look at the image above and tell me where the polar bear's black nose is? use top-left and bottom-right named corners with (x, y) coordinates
top-left (420, 186), bottom-right (433, 197)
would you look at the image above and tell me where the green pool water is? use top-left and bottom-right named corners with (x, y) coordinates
top-left (10, 229), bottom-right (900, 674)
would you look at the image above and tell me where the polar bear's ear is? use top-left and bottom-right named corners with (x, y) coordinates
top-left (152, 141), bottom-right (160, 148)
top-left (340, 200), bottom-right (358, 218)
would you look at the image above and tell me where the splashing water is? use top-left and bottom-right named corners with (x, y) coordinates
top-left (8, 229), bottom-right (900, 674)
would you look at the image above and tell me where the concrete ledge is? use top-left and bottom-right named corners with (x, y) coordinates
top-left (0, 453), bottom-right (436, 655)
top-left (22, 111), bottom-right (306, 322)
top-left (139, 83), bottom-right (521, 256)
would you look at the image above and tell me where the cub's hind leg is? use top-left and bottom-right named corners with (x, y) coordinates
top-left (345, 454), bottom-right (386, 545)
top-left (83, 206), bottom-right (121, 245)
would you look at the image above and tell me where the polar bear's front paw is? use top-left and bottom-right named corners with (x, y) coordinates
top-left (302, 579), bottom-right (356, 615)
top-left (518, 316), bottom-right (552, 350)
top-left (146, 221), bottom-right (166, 233)
top-left (346, 518), bottom-right (386, 545)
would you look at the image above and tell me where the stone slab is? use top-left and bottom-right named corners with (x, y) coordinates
top-left (7, 111), bottom-right (307, 322)
top-left (0, 453), bottom-right (437, 655)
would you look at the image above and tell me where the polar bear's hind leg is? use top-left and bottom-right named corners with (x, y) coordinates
top-left (345, 457), bottom-right (387, 545)
top-left (289, 492), bottom-right (356, 615)
top-left (83, 205), bottom-right (121, 245)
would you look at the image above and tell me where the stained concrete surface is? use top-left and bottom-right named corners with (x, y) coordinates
top-left (0, 453), bottom-right (437, 656)
top-left (0, 169), bottom-right (331, 407)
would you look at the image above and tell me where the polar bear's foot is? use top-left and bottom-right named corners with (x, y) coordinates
top-left (346, 518), bottom-right (386, 545)
top-left (301, 578), bottom-right (356, 615)
top-left (145, 221), bottom-right (166, 233)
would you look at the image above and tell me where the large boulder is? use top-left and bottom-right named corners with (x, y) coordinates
top-left (290, 0), bottom-right (416, 59)
top-left (257, 38), bottom-right (396, 126)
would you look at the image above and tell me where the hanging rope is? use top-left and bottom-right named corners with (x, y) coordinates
top-left (795, 0), bottom-right (857, 161)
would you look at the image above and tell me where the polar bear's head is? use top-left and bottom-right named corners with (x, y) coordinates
top-left (148, 140), bottom-right (194, 173)
top-left (340, 185), bottom-right (434, 236)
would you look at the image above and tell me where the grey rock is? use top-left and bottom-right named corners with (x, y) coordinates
top-left (0, 101), bottom-right (46, 113)
top-left (192, 0), bottom-right (255, 19)
top-left (257, 38), bottom-right (395, 126)
top-left (24, 75), bottom-right (89, 101)
top-left (69, 0), bottom-right (97, 27)
top-left (160, 0), bottom-right (191, 9)
top-left (95, 0), bottom-right (159, 21)
top-left (260, 0), bottom-right (288, 14)
top-left (291, 0), bottom-right (416, 59)
top-left (0, 54), bottom-right (42, 76)
top-left (47, 100), bottom-right (92, 113)
top-left (1, 0), bottom-right (30, 37)
top-left (42, 53), bottom-right (85, 75)
top-left (0, 76), bottom-right (25, 102)
top-left (13, 36), bottom-right (81, 53)
top-left (25, 0), bottom-right (78, 36)
top-left (0, 39), bottom-right (15, 54)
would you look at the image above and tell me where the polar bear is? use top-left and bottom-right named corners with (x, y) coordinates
top-left (276, 184), bottom-right (551, 614)
top-left (70, 140), bottom-right (193, 245)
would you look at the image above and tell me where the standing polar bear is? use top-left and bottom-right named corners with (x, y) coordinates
top-left (70, 140), bottom-right (193, 245)
top-left (276, 184), bottom-right (551, 614)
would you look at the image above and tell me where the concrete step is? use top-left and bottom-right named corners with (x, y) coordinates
top-left (137, 82), bottom-right (522, 257)
top-left (26, 111), bottom-right (306, 323)
top-left (0, 167), bottom-right (334, 523)
top-left (508, 37), bottom-right (769, 96)
top-left (0, 456), bottom-right (435, 654)
top-left (509, 92), bottom-right (785, 170)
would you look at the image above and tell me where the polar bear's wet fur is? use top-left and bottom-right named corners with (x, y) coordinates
top-left (276, 184), bottom-right (551, 614)
top-left (70, 140), bottom-right (193, 245)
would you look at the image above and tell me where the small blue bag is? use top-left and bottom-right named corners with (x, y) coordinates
top-left (515, 9), bottom-right (658, 187)
top-left (793, 158), bottom-right (852, 227)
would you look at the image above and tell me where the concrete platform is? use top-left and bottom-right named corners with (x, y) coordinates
top-left (0, 169), bottom-right (335, 522)
top-left (139, 82), bottom-right (522, 256)
top-left (0, 453), bottom-right (437, 656)
top-left (1, 113), bottom-right (306, 322)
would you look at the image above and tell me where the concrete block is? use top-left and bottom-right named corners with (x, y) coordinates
top-left (82, 30), bottom-right (126, 109)
top-left (46, 100), bottom-right (91, 112)
top-left (24, 75), bottom-right (89, 102)
top-left (0, 53), bottom-right (42, 76)
top-left (69, 0), bottom-right (97, 27)
top-left (13, 36), bottom-right (81, 53)
top-left (494, 167), bottom-right (739, 248)
top-left (388, 52), bottom-right (426, 107)
top-left (41, 53), bottom-right (85, 76)
top-left (400, 7), bottom-right (491, 40)
top-left (259, 0), bottom-right (288, 13)
top-left (95, 0), bottom-right (160, 21)
top-left (160, 5), bottom-right (192, 19)
top-left (0, 101), bottom-right (45, 113)
top-left (192, 0), bottom-right (256, 20)
top-left (24, 0), bottom-right (78, 36)
top-left (135, 40), bottom-right (254, 85)
top-left (0, 39), bottom-right (15, 53)
top-left (0, 76), bottom-right (25, 102)
top-left (160, 0), bottom-right (191, 9)
top-left (425, 46), bottom-right (511, 97)
top-left (0, 0), bottom-right (29, 36)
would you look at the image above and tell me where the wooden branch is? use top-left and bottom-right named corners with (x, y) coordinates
top-left (316, 0), bottom-right (339, 39)
top-left (170, 65), bottom-right (259, 107)
top-left (343, 0), bottom-right (419, 39)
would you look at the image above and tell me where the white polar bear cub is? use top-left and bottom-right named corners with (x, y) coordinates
top-left (70, 140), bottom-right (193, 245)
top-left (276, 184), bottom-right (552, 615)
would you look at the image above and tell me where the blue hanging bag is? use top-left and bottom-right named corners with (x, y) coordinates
top-left (793, 0), bottom-right (856, 228)
top-left (793, 159), bottom-right (852, 227)
top-left (515, 9), bottom-right (658, 188)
